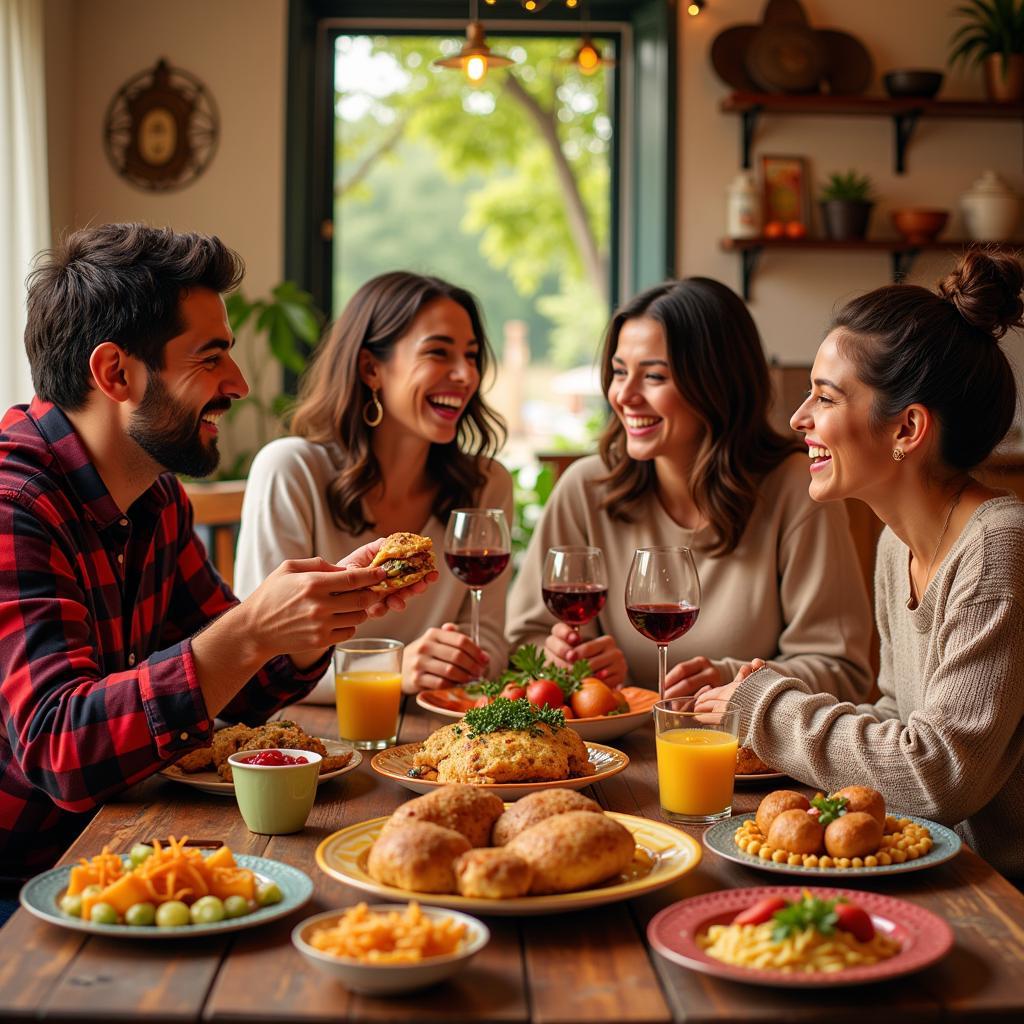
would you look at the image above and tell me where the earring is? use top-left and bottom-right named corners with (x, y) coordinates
top-left (892, 448), bottom-right (905, 462)
top-left (362, 387), bottom-right (383, 427)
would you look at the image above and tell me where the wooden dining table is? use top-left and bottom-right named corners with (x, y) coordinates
top-left (3, 697), bottom-right (1024, 1023)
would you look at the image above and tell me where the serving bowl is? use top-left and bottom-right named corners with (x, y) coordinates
top-left (883, 70), bottom-right (943, 99)
top-left (890, 208), bottom-right (949, 245)
top-left (292, 904), bottom-right (489, 994)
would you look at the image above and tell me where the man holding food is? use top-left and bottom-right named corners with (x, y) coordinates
top-left (0, 224), bottom-right (434, 908)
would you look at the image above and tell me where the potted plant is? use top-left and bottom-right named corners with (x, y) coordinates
top-left (950, 0), bottom-right (1024, 102)
top-left (819, 171), bottom-right (875, 241)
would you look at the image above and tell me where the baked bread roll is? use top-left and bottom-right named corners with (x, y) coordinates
top-left (454, 847), bottom-right (533, 899)
top-left (492, 788), bottom-right (602, 846)
top-left (383, 785), bottom-right (504, 848)
top-left (366, 821), bottom-right (470, 893)
top-left (506, 811), bottom-right (635, 894)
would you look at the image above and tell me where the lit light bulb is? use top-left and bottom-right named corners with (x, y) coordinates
top-left (525, 0), bottom-right (537, 10)
top-left (687, 1), bottom-right (704, 15)
top-left (465, 54), bottom-right (488, 83)
top-left (577, 43), bottom-right (601, 75)
top-left (566, 0), bottom-right (578, 7)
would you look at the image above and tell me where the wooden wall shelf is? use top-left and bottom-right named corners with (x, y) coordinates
top-left (720, 237), bottom-right (1024, 300)
top-left (721, 92), bottom-right (1024, 173)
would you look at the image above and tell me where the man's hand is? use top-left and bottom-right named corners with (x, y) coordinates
top-left (337, 538), bottom-right (439, 619)
top-left (543, 623), bottom-right (627, 689)
top-left (401, 623), bottom-right (489, 693)
top-left (663, 656), bottom-right (722, 699)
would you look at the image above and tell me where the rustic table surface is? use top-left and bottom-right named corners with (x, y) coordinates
top-left (3, 698), bottom-right (1023, 1023)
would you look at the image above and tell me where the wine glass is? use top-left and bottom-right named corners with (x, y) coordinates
top-left (624, 546), bottom-right (701, 699)
top-left (444, 508), bottom-right (511, 648)
top-left (542, 546), bottom-right (608, 629)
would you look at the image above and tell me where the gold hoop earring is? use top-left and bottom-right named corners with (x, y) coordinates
top-left (363, 387), bottom-right (383, 427)
top-left (892, 448), bottom-right (905, 462)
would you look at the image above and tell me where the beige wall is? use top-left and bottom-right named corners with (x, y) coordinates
top-left (678, 0), bottom-right (1024, 394)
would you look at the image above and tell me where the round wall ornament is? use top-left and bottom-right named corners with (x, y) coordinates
top-left (103, 58), bottom-right (219, 191)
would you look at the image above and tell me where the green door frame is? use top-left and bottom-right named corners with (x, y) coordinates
top-left (284, 0), bottom-right (676, 314)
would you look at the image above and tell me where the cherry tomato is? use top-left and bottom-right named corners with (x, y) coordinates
top-left (732, 897), bottom-right (789, 926)
top-left (560, 704), bottom-right (576, 719)
top-left (834, 902), bottom-right (875, 942)
top-left (473, 695), bottom-right (491, 708)
top-left (571, 679), bottom-right (620, 718)
top-left (526, 678), bottom-right (564, 709)
top-left (500, 683), bottom-right (527, 702)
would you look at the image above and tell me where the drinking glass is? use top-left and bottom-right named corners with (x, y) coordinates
top-left (334, 638), bottom-right (404, 751)
top-left (625, 546), bottom-right (701, 698)
top-left (542, 546), bottom-right (608, 628)
top-left (444, 508), bottom-right (511, 648)
top-left (653, 696), bottom-right (740, 825)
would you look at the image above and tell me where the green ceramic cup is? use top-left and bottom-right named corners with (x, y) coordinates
top-left (227, 748), bottom-right (323, 835)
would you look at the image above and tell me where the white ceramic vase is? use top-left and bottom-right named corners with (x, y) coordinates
top-left (727, 171), bottom-right (761, 238)
top-left (961, 171), bottom-right (1021, 242)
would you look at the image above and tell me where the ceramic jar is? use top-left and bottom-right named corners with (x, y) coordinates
top-left (961, 170), bottom-right (1021, 241)
top-left (727, 172), bottom-right (761, 238)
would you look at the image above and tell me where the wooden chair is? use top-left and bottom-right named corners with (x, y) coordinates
top-left (183, 480), bottom-right (246, 590)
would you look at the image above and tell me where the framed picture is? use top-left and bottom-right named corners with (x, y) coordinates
top-left (760, 155), bottom-right (810, 231)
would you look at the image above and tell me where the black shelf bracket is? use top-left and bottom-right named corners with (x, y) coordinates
top-left (891, 248), bottom-right (920, 282)
top-left (741, 106), bottom-right (763, 169)
top-left (740, 246), bottom-right (763, 300)
top-left (892, 111), bottom-right (921, 174)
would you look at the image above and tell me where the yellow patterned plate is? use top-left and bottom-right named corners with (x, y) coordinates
top-left (316, 811), bottom-right (702, 916)
top-left (370, 741), bottom-right (628, 800)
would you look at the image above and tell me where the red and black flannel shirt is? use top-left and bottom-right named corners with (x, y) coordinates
top-left (0, 399), bottom-right (329, 881)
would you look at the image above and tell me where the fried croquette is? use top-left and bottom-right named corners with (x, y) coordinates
top-left (383, 786), bottom-right (504, 847)
top-left (736, 746), bottom-right (773, 775)
top-left (755, 790), bottom-right (811, 837)
top-left (454, 847), bottom-right (533, 899)
top-left (492, 789), bottom-right (602, 846)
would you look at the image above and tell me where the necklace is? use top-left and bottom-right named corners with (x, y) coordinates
top-left (909, 482), bottom-right (969, 608)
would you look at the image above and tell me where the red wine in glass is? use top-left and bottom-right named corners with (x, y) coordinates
top-left (444, 549), bottom-right (511, 586)
top-left (542, 583), bottom-right (608, 627)
top-left (625, 602), bottom-right (699, 643)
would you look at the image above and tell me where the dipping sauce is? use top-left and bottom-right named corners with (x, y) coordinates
top-left (240, 750), bottom-right (309, 767)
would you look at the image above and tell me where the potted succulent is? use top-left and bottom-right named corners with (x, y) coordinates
top-left (819, 171), bottom-right (875, 241)
top-left (950, 0), bottom-right (1024, 102)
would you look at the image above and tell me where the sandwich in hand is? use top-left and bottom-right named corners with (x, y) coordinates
top-left (369, 532), bottom-right (436, 591)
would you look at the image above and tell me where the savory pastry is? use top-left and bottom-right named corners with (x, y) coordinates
top-left (492, 788), bottom-right (602, 846)
top-left (366, 821), bottom-right (470, 893)
top-left (736, 746), bottom-right (773, 775)
top-left (824, 811), bottom-right (884, 860)
top-left (755, 790), bottom-right (811, 837)
top-left (507, 811), bottom-right (635, 895)
top-left (766, 808), bottom-right (824, 855)
top-left (383, 786), bottom-right (504, 848)
top-left (832, 785), bottom-right (886, 829)
top-left (414, 720), bottom-right (594, 785)
top-left (368, 532), bottom-right (436, 592)
top-left (454, 847), bottom-right (533, 899)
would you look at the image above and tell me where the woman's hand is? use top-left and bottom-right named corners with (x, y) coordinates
top-left (663, 656), bottom-right (721, 699)
top-left (543, 624), bottom-right (627, 689)
top-left (336, 538), bottom-right (439, 617)
top-left (401, 623), bottom-right (490, 693)
top-left (693, 658), bottom-right (766, 712)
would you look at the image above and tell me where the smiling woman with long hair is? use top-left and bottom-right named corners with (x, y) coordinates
top-left (236, 271), bottom-right (512, 695)
top-left (507, 277), bottom-right (873, 699)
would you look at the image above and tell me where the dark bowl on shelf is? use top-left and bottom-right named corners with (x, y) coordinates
top-left (884, 70), bottom-right (944, 99)
top-left (891, 208), bottom-right (949, 245)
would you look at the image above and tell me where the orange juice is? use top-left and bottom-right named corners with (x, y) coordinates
top-left (335, 671), bottom-right (402, 743)
top-left (656, 727), bottom-right (738, 817)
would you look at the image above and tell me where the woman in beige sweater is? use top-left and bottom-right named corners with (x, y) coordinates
top-left (508, 278), bottom-right (873, 700)
top-left (696, 251), bottom-right (1024, 878)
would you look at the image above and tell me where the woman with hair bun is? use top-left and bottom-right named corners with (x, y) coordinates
top-left (696, 250), bottom-right (1024, 880)
top-left (236, 271), bottom-right (512, 696)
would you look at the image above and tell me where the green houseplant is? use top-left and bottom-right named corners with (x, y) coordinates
top-left (950, 0), bottom-right (1024, 101)
top-left (819, 170), bottom-right (875, 242)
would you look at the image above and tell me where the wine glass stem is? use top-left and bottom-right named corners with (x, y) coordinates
top-left (470, 587), bottom-right (482, 648)
top-left (658, 644), bottom-right (668, 699)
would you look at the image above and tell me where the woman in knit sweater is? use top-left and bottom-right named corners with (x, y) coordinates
top-left (507, 277), bottom-right (874, 700)
top-left (696, 251), bottom-right (1024, 878)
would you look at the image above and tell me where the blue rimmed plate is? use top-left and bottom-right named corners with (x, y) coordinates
top-left (19, 853), bottom-right (313, 938)
top-left (703, 812), bottom-right (962, 879)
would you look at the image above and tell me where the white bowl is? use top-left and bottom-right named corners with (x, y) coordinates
top-left (292, 903), bottom-right (489, 995)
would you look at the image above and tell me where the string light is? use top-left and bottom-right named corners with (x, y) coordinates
top-left (687, 1), bottom-right (706, 16)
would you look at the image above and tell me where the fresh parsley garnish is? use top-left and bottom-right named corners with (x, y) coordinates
top-left (810, 793), bottom-right (849, 826)
top-left (770, 893), bottom-right (842, 941)
top-left (462, 697), bottom-right (565, 738)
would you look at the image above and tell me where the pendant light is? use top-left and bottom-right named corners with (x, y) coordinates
top-left (565, 0), bottom-right (614, 76)
top-left (434, 0), bottom-right (516, 85)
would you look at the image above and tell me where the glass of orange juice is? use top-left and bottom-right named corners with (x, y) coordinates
top-left (334, 639), bottom-right (404, 751)
top-left (653, 697), bottom-right (740, 825)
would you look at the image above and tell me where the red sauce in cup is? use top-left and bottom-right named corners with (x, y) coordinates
top-left (241, 750), bottom-right (309, 766)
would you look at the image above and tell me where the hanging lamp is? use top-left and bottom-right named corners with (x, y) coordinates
top-left (434, 0), bottom-right (516, 85)
top-left (565, 1), bottom-right (614, 76)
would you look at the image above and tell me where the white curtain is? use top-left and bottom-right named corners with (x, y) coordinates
top-left (0, 0), bottom-right (49, 411)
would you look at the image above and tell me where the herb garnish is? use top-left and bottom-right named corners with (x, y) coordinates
top-left (465, 643), bottom-right (593, 700)
top-left (462, 697), bottom-right (565, 738)
top-left (810, 793), bottom-right (849, 826)
top-left (770, 893), bottom-right (843, 941)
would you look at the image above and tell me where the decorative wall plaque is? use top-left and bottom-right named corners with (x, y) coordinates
top-left (103, 58), bottom-right (219, 191)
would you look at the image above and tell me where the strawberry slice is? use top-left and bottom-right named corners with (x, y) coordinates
top-left (834, 902), bottom-right (875, 942)
top-left (732, 897), bottom-right (790, 926)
